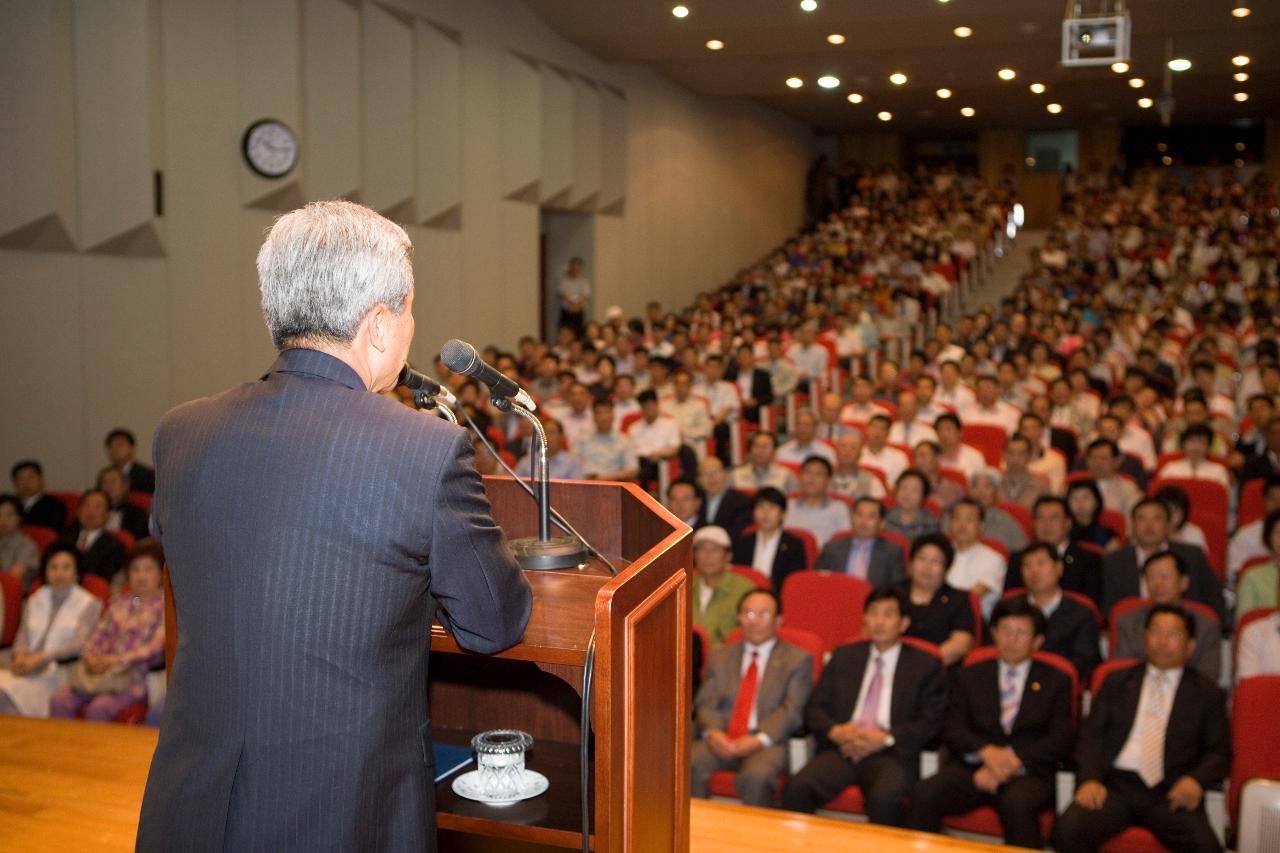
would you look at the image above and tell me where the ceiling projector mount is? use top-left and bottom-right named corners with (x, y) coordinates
top-left (1061, 1), bottom-right (1131, 67)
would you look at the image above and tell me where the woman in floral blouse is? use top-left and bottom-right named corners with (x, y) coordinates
top-left (49, 539), bottom-right (165, 721)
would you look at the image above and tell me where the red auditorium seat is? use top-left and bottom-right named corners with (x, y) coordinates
top-left (961, 425), bottom-right (1008, 468)
top-left (0, 572), bottom-right (21, 647)
top-left (996, 502), bottom-right (1033, 539)
top-left (728, 564), bottom-right (771, 591)
top-left (20, 524), bottom-right (57, 555)
top-left (779, 571), bottom-right (871, 653)
top-left (1229, 675), bottom-right (1280, 831)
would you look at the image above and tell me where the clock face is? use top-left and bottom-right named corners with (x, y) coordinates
top-left (243, 119), bottom-right (298, 178)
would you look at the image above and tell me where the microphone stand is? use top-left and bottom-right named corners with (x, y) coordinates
top-left (410, 390), bottom-right (458, 424)
top-left (499, 401), bottom-right (589, 571)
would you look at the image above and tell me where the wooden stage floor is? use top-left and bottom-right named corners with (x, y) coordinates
top-left (0, 717), bottom-right (1006, 852)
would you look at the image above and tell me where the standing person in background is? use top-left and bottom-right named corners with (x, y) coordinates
top-left (558, 256), bottom-right (591, 337)
top-left (137, 201), bottom-right (532, 853)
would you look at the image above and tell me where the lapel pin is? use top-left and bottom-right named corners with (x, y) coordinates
top-left (1031, 681), bottom-right (1041, 691)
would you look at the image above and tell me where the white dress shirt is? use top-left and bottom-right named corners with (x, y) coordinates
top-left (1114, 664), bottom-right (1184, 782)
top-left (947, 542), bottom-right (1007, 619)
top-left (752, 530), bottom-right (783, 577)
top-left (850, 642), bottom-right (902, 730)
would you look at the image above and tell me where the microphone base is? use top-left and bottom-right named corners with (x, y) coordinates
top-left (509, 536), bottom-right (590, 571)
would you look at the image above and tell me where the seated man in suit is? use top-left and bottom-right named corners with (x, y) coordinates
top-left (55, 489), bottom-right (126, 583)
top-left (9, 459), bottom-right (66, 532)
top-left (731, 487), bottom-right (807, 597)
top-left (1013, 540), bottom-right (1100, 682)
top-left (907, 597), bottom-right (1074, 849)
top-left (692, 588), bottom-right (813, 807)
top-left (1054, 605), bottom-right (1230, 853)
top-left (692, 525), bottom-right (760, 647)
top-left (780, 586), bottom-right (947, 825)
top-left (1005, 495), bottom-right (1103, 607)
top-left (697, 456), bottom-right (752, 539)
top-left (814, 497), bottom-right (905, 586)
top-left (1101, 499), bottom-right (1225, 623)
top-left (1112, 552), bottom-right (1221, 683)
top-left (97, 465), bottom-right (150, 542)
top-left (104, 427), bottom-right (155, 494)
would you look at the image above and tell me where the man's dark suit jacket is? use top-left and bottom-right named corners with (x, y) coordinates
top-left (1030, 594), bottom-right (1101, 683)
top-left (1076, 663), bottom-right (1230, 791)
top-left (942, 657), bottom-right (1074, 780)
top-left (698, 488), bottom-right (753, 539)
top-left (1004, 542), bottom-right (1102, 607)
top-left (112, 501), bottom-right (151, 541)
top-left (21, 493), bottom-right (66, 532)
top-left (806, 640), bottom-right (946, 760)
top-left (814, 536), bottom-right (905, 588)
top-left (724, 366), bottom-right (774, 423)
top-left (731, 530), bottom-right (807, 597)
top-left (1240, 451), bottom-right (1280, 486)
top-left (1100, 543), bottom-right (1225, 623)
top-left (56, 525), bottom-right (126, 582)
top-left (136, 348), bottom-right (533, 853)
top-left (125, 461), bottom-right (156, 494)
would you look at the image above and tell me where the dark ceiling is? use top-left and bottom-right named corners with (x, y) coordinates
top-left (523, 0), bottom-right (1279, 135)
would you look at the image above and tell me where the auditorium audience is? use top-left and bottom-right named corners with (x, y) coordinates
top-left (690, 526), bottom-right (757, 647)
top-left (1066, 478), bottom-right (1120, 552)
top-left (1112, 551), bottom-right (1222, 683)
top-left (732, 431), bottom-right (797, 493)
top-left (944, 498), bottom-right (1006, 620)
top-left (514, 418), bottom-right (583, 480)
top-left (96, 466), bottom-right (151, 542)
top-left (1005, 496), bottom-right (1104, 607)
top-left (781, 586), bottom-right (946, 825)
top-left (1236, 609), bottom-right (1280, 682)
top-left (813, 497), bottom-right (904, 586)
top-left (1235, 509), bottom-right (1280, 619)
top-left (963, 469), bottom-right (1027, 551)
top-left (692, 588), bottom-right (812, 807)
top-left (48, 540), bottom-right (166, 722)
top-left (55, 489), bottom-right (127, 586)
top-left (899, 533), bottom-right (974, 666)
top-left (784, 457), bottom-right (851, 549)
top-left (10, 459), bottom-right (66, 532)
top-left (0, 546), bottom-right (102, 717)
top-left (1013, 540), bottom-right (1100, 682)
top-left (1227, 475), bottom-right (1280, 585)
top-left (828, 433), bottom-right (886, 500)
top-left (104, 428), bottom-right (155, 494)
top-left (0, 494), bottom-right (40, 590)
top-left (883, 469), bottom-right (941, 541)
top-left (731, 488), bottom-right (807, 597)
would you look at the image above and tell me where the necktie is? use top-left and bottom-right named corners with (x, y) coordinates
top-left (77, 530), bottom-right (90, 552)
top-left (1137, 672), bottom-right (1169, 787)
top-left (999, 666), bottom-right (1019, 734)
top-left (727, 651), bottom-right (759, 739)
top-left (857, 655), bottom-right (884, 727)
top-left (848, 539), bottom-right (871, 579)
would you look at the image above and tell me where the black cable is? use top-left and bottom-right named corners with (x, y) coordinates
top-left (579, 631), bottom-right (596, 853)
top-left (459, 408), bottom-right (619, 576)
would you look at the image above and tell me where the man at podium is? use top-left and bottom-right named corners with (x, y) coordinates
top-left (136, 201), bottom-right (533, 852)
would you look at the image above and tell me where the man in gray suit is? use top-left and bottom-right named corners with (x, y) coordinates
top-left (1111, 551), bottom-right (1221, 682)
top-left (692, 588), bottom-right (813, 807)
top-left (137, 201), bottom-right (533, 852)
top-left (814, 497), bottom-right (906, 586)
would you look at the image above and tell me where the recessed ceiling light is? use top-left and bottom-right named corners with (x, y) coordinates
top-left (705, 39), bottom-right (724, 50)
top-left (997, 68), bottom-right (1017, 80)
top-left (1234, 91), bottom-right (1250, 102)
top-left (954, 26), bottom-right (973, 38)
top-left (1233, 55), bottom-right (1251, 67)
top-left (1025, 156), bottom-right (1037, 167)
top-left (936, 87), bottom-right (953, 99)
top-left (1137, 97), bottom-right (1154, 108)
top-left (800, 0), bottom-right (818, 11)
top-left (1128, 77), bottom-right (1144, 88)
top-left (785, 76), bottom-right (804, 88)
top-left (1029, 82), bottom-right (1046, 94)
top-left (960, 106), bottom-right (976, 117)
top-left (877, 110), bottom-right (893, 121)
top-left (671, 4), bottom-right (689, 18)
top-left (1235, 158), bottom-right (1245, 168)
top-left (1236, 142), bottom-right (1247, 151)
top-left (1161, 155), bottom-right (1173, 166)
top-left (1047, 102), bottom-right (1063, 114)
top-left (846, 92), bottom-right (863, 104)
top-left (1167, 58), bottom-right (1192, 72)
top-left (889, 72), bottom-right (908, 85)
top-left (1111, 61), bottom-right (1130, 73)
top-left (1233, 4), bottom-right (1251, 17)
top-left (817, 75), bottom-right (840, 89)
top-left (827, 33), bottom-right (845, 45)
top-left (1235, 71), bottom-right (1250, 82)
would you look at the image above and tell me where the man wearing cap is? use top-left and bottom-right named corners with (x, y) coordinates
top-left (692, 525), bottom-right (758, 647)
top-left (692, 588), bottom-right (813, 807)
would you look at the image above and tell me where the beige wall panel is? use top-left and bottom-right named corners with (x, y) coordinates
top-left (499, 52), bottom-right (541, 200)
top-left (362, 3), bottom-right (414, 215)
top-left (978, 128), bottom-right (1025, 188)
top-left (0, 0), bottom-right (77, 246)
top-left (497, 201), bottom-right (540, 347)
top-left (540, 66), bottom-right (574, 205)
top-left (77, 256), bottom-right (169, 480)
top-left (414, 20), bottom-right (462, 224)
top-left (72, 0), bottom-right (157, 251)
top-left (237, 0), bottom-right (301, 205)
top-left (570, 76), bottom-right (602, 209)
top-left (599, 87), bottom-right (627, 212)
top-left (407, 224), bottom-right (463, 364)
top-left (240, 211), bottom-right (284, 372)
top-left (837, 133), bottom-right (903, 169)
top-left (1079, 125), bottom-right (1122, 174)
top-left (592, 213), bottom-right (625, 317)
top-left (302, 0), bottom-right (361, 202)
top-left (0, 252), bottom-right (87, 489)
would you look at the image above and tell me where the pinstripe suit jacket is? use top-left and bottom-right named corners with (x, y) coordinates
top-left (136, 348), bottom-right (533, 852)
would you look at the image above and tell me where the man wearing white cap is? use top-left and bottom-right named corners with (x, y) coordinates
top-left (691, 526), bottom-right (758, 647)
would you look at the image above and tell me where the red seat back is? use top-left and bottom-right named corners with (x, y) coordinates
top-left (20, 524), bottom-right (57, 555)
top-left (1090, 657), bottom-right (1141, 697)
top-left (1099, 508), bottom-right (1128, 545)
top-left (961, 425), bottom-right (1009, 468)
top-left (1150, 478), bottom-right (1229, 581)
top-left (125, 491), bottom-right (153, 514)
top-left (0, 572), bottom-right (21, 647)
top-left (784, 527), bottom-right (818, 569)
top-left (728, 564), bottom-right (771, 591)
top-left (779, 571), bottom-right (872, 653)
top-left (979, 536), bottom-right (1010, 561)
top-left (996, 502), bottom-right (1034, 539)
top-left (1107, 597), bottom-right (1150, 652)
top-left (1239, 478), bottom-right (1266, 527)
top-left (1230, 675), bottom-right (1280, 827)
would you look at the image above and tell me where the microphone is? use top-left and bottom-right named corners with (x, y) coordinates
top-left (397, 364), bottom-right (457, 406)
top-left (440, 339), bottom-right (537, 411)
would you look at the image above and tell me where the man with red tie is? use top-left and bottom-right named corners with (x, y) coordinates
top-left (781, 586), bottom-right (947, 825)
top-left (691, 589), bottom-right (813, 807)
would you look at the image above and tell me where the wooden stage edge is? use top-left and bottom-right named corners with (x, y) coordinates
top-left (0, 718), bottom-right (1008, 853)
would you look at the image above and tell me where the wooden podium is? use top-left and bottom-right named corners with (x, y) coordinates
top-left (163, 476), bottom-right (692, 853)
top-left (431, 477), bottom-right (692, 852)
